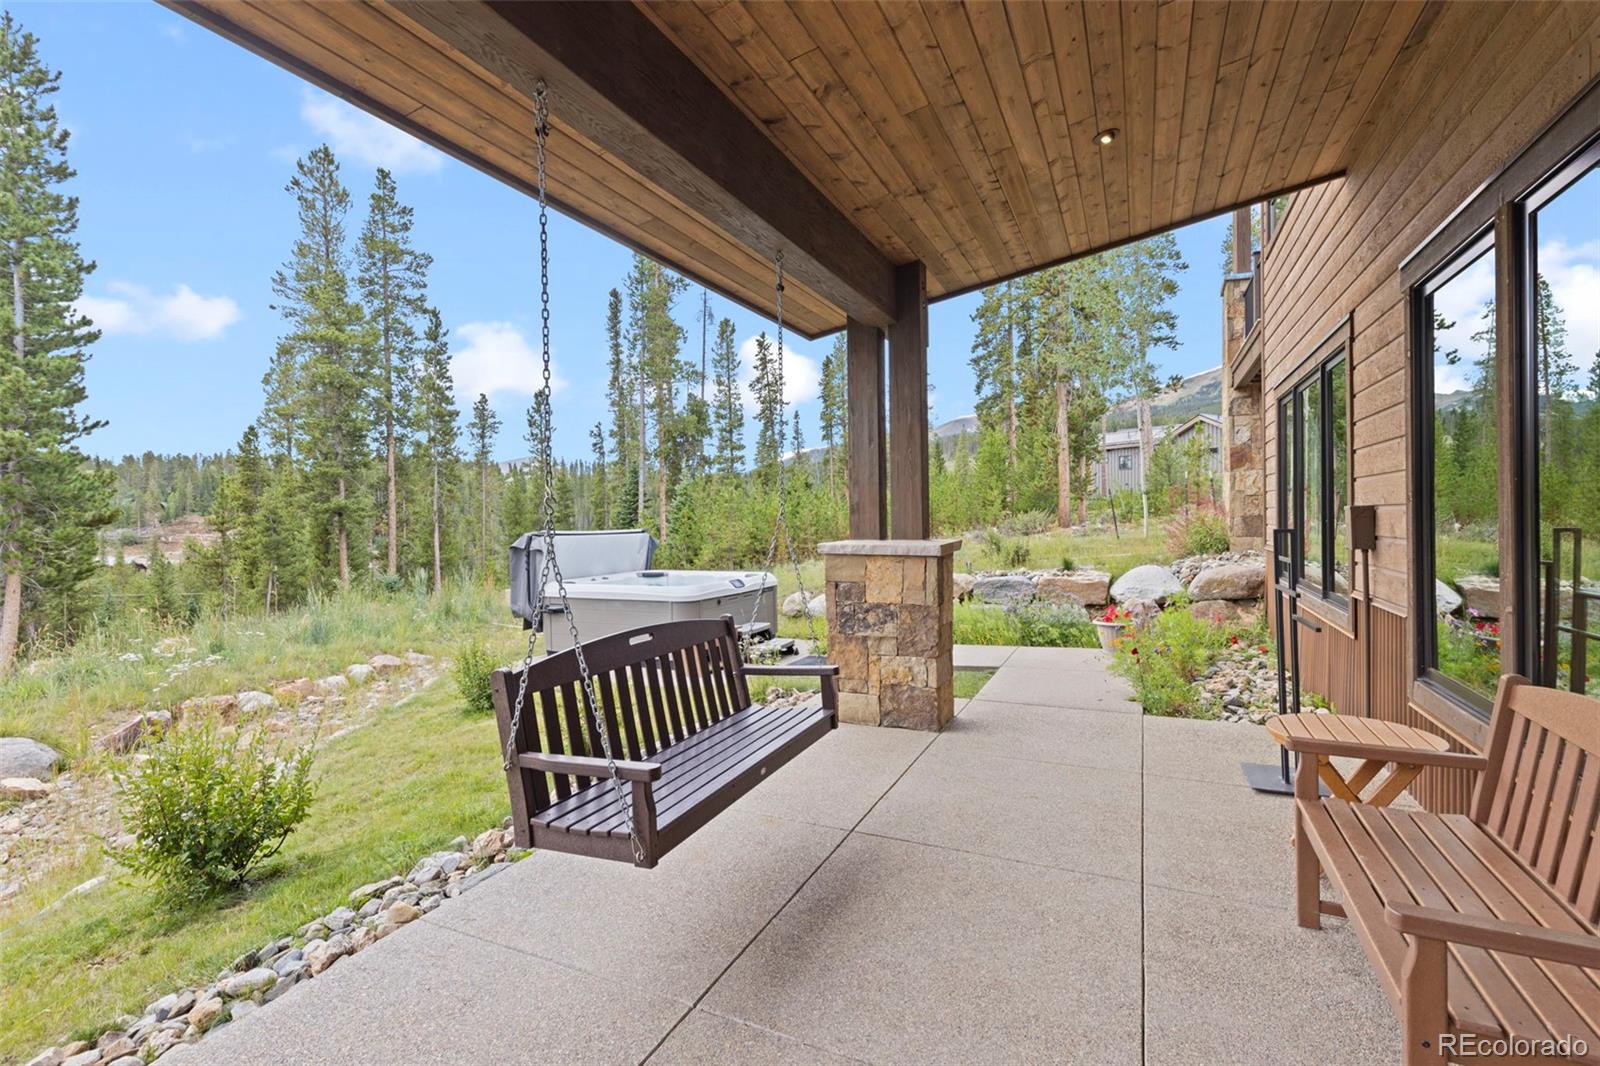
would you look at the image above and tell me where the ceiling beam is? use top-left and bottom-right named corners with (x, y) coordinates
top-left (400, 0), bottom-right (897, 328)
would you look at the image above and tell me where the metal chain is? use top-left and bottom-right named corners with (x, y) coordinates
top-left (503, 82), bottom-right (644, 866)
top-left (746, 251), bottom-right (820, 656)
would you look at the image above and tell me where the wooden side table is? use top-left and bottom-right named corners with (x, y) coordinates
top-left (1265, 714), bottom-right (1451, 806)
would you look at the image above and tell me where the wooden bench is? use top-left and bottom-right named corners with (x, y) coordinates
top-left (1286, 676), bottom-right (1600, 1063)
top-left (492, 615), bottom-right (838, 868)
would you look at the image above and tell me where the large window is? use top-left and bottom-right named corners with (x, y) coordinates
top-left (1408, 91), bottom-right (1600, 717)
top-left (1279, 333), bottom-right (1350, 604)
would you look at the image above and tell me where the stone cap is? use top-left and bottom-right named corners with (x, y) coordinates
top-left (817, 538), bottom-right (962, 558)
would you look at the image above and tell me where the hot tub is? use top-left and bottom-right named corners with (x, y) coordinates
top-left (540, 569), bottom-right (778, 653)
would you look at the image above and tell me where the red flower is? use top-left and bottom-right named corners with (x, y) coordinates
top-left (1130, 647), bottom-right (1140, 656)
top-left (1229, 635), bottom-right (1239, 645)
top-left (1258, 645), bottom-right (1269, 653)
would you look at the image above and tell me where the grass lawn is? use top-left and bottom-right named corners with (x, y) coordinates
top-left (0, 672), bottom-right (517, 1060)
top-left (954, 670), bottom-right (994, 700)
top-left (955, 527), bottom-right (1171, 581)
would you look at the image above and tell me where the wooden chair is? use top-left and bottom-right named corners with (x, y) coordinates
top-left (491, 615), bottom-right (838, 868)
top-left (1286, 675), bottom-right (1600, 1063)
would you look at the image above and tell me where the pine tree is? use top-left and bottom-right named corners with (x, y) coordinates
top-left (751, 332), bottom-right (782, 483)
top-left (970, 280), bottom-right (1024, 505)
top-left (414, 308), bottom-right (459, 590)
top-left (0, 14), bottom-right (113, 674)
top-left (589, 422), bottom-right (608, 527)
top-left (603, 287), bottom-right (634, 520)
top-left (272, 145), bottom-right (371, 587)
top-left (359, 167), bottom-right (431, 575)
top-left (818, 332), bottom-right (846, 496)
top-left (468, 393), bottom-right (500, 575)
top-left (1118, 236), bottom-right (1187, 531)
top-left (709, 318), bottom-right (744, 475)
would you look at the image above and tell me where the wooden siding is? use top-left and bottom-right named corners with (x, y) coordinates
top-left (1260, 1), bottom-right (1600, 802)
top-left (1091, 416), bottom-right (1223, 496)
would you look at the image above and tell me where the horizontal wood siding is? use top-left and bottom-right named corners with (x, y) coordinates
top-left (1259, 1), bottom-right (1600, 804)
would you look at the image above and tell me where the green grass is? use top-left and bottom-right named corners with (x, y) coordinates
top-left (1435, 534), bottom-right (1498, 584)
top-left (953, 669), bottom-right (994, 700)
top-left (0, 665), bottom-right (523, 1060)
top-left (951, 603), bottom-right (1098, 649)
top-left (955, 527), bottom-right (1170, 580)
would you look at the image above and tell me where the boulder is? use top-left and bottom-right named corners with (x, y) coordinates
top-left (972, 575), bottom-right (1035, 607)
top-left (344, 663), bottom-right (375, 685)
top-left (1435, 580), bottom-right (1464, 616)
top-left (1190, 599), bottom-right (1264, 628)
top-left (952, 572), bottom-right (977, 602)
top-left (807, 593), bottom-right (826, 618)
top-left (218, 967), bottom-right (276, 999)
top-left (316, 674), bottom-right (350, 696)
top-left (97, 710), bottom-right (172, 755)
top-left (1034, 570), bottom-right (1111, 607)
top-left (402, 651), bottom-right (433, 667)
top-left (235, 691), bottom-right (275, 715)
top-left (368, 654), bottom-right (406, 675)
top-left (1, 777), bottom-right (54, 801)
top-left (1187, 561), bottom-right (1266, 601)
top-left (0, 737), bottom-right (62, 780)
top-left (305, 934), bottom-right (352, 975)
top-left (781, 591), bottom-right (807, 618)
top-left (177, 693), bottom-right (237, 722)
top-left (188, 997), bottom-right (227, 1034)
top-left (271, 678), bottom-right (317, 704)
top-left (1110, 565), bottom-right (1183, 606)
top-left (1454, 575), bottom-right (1499, 617)
top-left (96, 1037), bottom-right (136, 1061)
top-left (377, 900), bottom-right (423, 937)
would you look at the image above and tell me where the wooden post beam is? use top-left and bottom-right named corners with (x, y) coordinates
top-left (888, 262), bottom-right (930, 540)
top-left (845, 319), bottom-right (887, 540)
top-left (1232, 205), bottom-right (1252, 274)
top-left (400, 1), bottom-right (896, 328)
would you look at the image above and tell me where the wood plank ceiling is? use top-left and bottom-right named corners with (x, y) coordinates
top-left (170, 1), bottom-right (1435, 337)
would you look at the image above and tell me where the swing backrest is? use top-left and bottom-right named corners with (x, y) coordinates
top-left (491, 616), bottom-right (752, 816)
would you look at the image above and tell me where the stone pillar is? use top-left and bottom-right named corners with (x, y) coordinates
top-left (819, 538), bottom-right (961, 731)
top-left (1221, 274), bottom-right (1265, 549)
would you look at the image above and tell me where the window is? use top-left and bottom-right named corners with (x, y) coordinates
top-left (1416, 238), bottom-right (1500, 703)
top-left (1278, 330), bottom-right (1350, 604)
top-left (1406, 83), bottom-right (1600, 718)
top-left (1117, 453), bottom-right (1132, 471)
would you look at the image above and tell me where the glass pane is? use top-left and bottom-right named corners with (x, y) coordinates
top-left (1531, 162), bottom-right (1600, 698)
top-left (1301, 379), bottom-right (1323, 591)
top-left (1428, 245), bottom-right (1500, 698)
top-left (1329, 357), bottom-right (1350, 598)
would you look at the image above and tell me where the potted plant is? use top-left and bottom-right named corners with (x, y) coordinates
top-left (1093, 604), bottom-right (1131, 652)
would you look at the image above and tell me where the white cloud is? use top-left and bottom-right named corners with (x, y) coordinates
top-left (77, 282), bottom-right (240, 342)
top-left (1430, 252), bottom-right (1495, 393)
top-left (450, 321), bottom-right (568, 401)
top-left (735, 334), bottom-right (820, 412)
top-left (1537, 236), bottom-right (1600, 380)
top-left (300, 89), bottom-right (442, 175)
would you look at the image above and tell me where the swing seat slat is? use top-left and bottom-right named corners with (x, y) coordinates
top-left (493, 615), bottom-right (838, 868)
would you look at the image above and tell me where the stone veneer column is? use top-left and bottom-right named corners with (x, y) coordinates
top-left (818, 538), bottom-right (961, 731)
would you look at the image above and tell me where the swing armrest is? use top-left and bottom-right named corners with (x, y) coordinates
top-left (517, 752), bottom-right (663, 782)
top-left (744, 664), bottom-right (839, 712)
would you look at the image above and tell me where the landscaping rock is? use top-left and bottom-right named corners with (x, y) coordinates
top-left (1435, 579), bottom-right (1464, 616)
top-left (1454, 575), bottom-right (1498, 617)
top-left (407, 850), bottom-right (463, 884)
top-left (143, 1030), bottom-right (183, 1059)
top-left (972, 575), bottom-right (1035, 607)
top-left (235, 691), bottom-right (275, 715)
top-left (271, 678), bottom-right (317, 704)
top-left (458, 862), bottom-right (509, 895)
top-left (106, 1057), bottom-right (142, 1066)
top-left (0, 737), bottom-right (61, 779)
top-left (1189, 599), bottom-right (1264, 628)
top-left (953, 573), bottom-right (977, 602)
top-left (23, 1048), bottom-right (66, 1066)
top-left (0, 776), bottom-right (53, 800)
top-left (188, 998), bottom-right (227, 1034)
top-left (1111, 565), bottom-right (1183, 606)
top-left (343, 663), bottom-right (375, 685)
top-left (377, 900), bottom-right (422, 937)
top-left (97, 710), bottom-right (172, 754)
top-left (271, 950), bottom-right (305, 978)
top-left (349, 876), bottom-right (402, 905)
top-left (323, 905), bottom-right (356, 931)
top-left (1188, 560), bottom-right (1266, 601)
top-left (781, 591), bottom-right (807, 618)
top-left (167, 989), bottom-right (196, 1020)
top-left (1033, 570), bottom-right (1111, 607)
top-left (60, 1054), bottom-right (100, 1066)
top-left (316, 674), bottom-right (350, 696)
top-left (306, 934), bottom-right (351, 975)
top-left (229, 1000), bottom-right (259, 1024)
top-left (368, 653), bottom-right (406, 674)
top-left (176, 693), bottom-right (237, 722)
top-left (218, 967), bottom-right (276, 999)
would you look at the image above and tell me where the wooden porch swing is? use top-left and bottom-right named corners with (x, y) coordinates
top-left (491, 84), bottom-right (837, 869)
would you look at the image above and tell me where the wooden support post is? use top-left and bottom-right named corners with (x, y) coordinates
top-left (888, 261), bottom-right (929, 540)
top-left (1232, 205), bottom-right (1252, 273)
top-left (845, 318), bottom-right (887, 540)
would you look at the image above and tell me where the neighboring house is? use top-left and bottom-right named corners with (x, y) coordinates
top-left (1091, 413), bottom-right (1222, 496)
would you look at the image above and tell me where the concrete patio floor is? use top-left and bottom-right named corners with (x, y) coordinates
top-left (166, 646), bottom-right (1398, 1065)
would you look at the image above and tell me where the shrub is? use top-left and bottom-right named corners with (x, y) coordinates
top-left (953, 603), bottom-right (1097, 648)
top-left (997, 510), bottom-right (1055, 536)
top-left (1166, 503), bottom-right (1231, 557)
top-left (1059, 555), bottom-right (1075, 572)
top-left (1000, 538), bottom-right (1031, 569)
top-left (113, 720), bottom-right (314, 898)
top-left (1108, 605), bottom-right (1268, 718)
top-left (453, 639), bottom-right (497, 714)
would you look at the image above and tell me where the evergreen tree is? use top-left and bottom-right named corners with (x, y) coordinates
top-left (358, 167), bottom-right (431, 575)
top-left (589, 422), bottom-right (609, 528)
top-left (709, 318), bottom-right (744, 475)
top-left (751, 332), bottom-right (783, 483)
top-left (603, 287), bottom-right (634, 520)
top-left (970, 280), bottom-right (1024, 505)
top-left (818, 332), bottom-right (846, 496)
top-left (468, 392), bottom-right (500, 574)
top-left (273, 145), bottom-right (371, 588)
top-left (0, 14), bottom-right (113, 673)
top-left (414, 308), bottom-right (459, 590)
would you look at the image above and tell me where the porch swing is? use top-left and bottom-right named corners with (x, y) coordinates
top-left (490, 84), bottom-right (839, 869)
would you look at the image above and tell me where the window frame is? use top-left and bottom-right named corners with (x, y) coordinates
top-left (1276, 319), bottom-right (1353, 610)
top-left (1401, 76), bottom-right (1600, 726)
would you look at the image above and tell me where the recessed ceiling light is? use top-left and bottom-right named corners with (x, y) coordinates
top-left (1096, 128), bottom-right (1119, 146)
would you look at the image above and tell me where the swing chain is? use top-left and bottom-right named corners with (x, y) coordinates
top-left (745, 250), bottom-right (819, 657)
top-left (504, 81), bottom-right (644, 866)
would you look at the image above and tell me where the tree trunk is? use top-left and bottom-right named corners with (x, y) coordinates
top-left (637, 374), bottom-right (647, 526)
top-left (336, 476), bottom-right (350, 587)
top-left (1055, 377), bottom-right (1072, 529)
top-left (386, 422), bottom-right (398, 574)
top-left (0, 569), bottom-right (20, 678)
top-left (656, 384), bottom-right (669, 537)
top-left (479, 461), bottom-right (489, 573)
top-left (1138, 398), bottom-right (1154, 536)
top-left (431, 461), bottom-right (443, 592)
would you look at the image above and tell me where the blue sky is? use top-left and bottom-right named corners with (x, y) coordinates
top-left (25, 1), bottom-right (1231, 464)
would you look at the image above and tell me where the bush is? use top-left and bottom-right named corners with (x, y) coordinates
top-left (1108, 605), bottom-right (1268, 718)
top-left (953, 603), bottom-right (1097, 648)
top-left (113, 720), bottom-right (314, 898)
top-left (453, 639), bottom-right (497, 714)
top-left (1166, 504), bottom-right (1231, 557)
top-left (996, 510), bottom-right (1055, 536)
